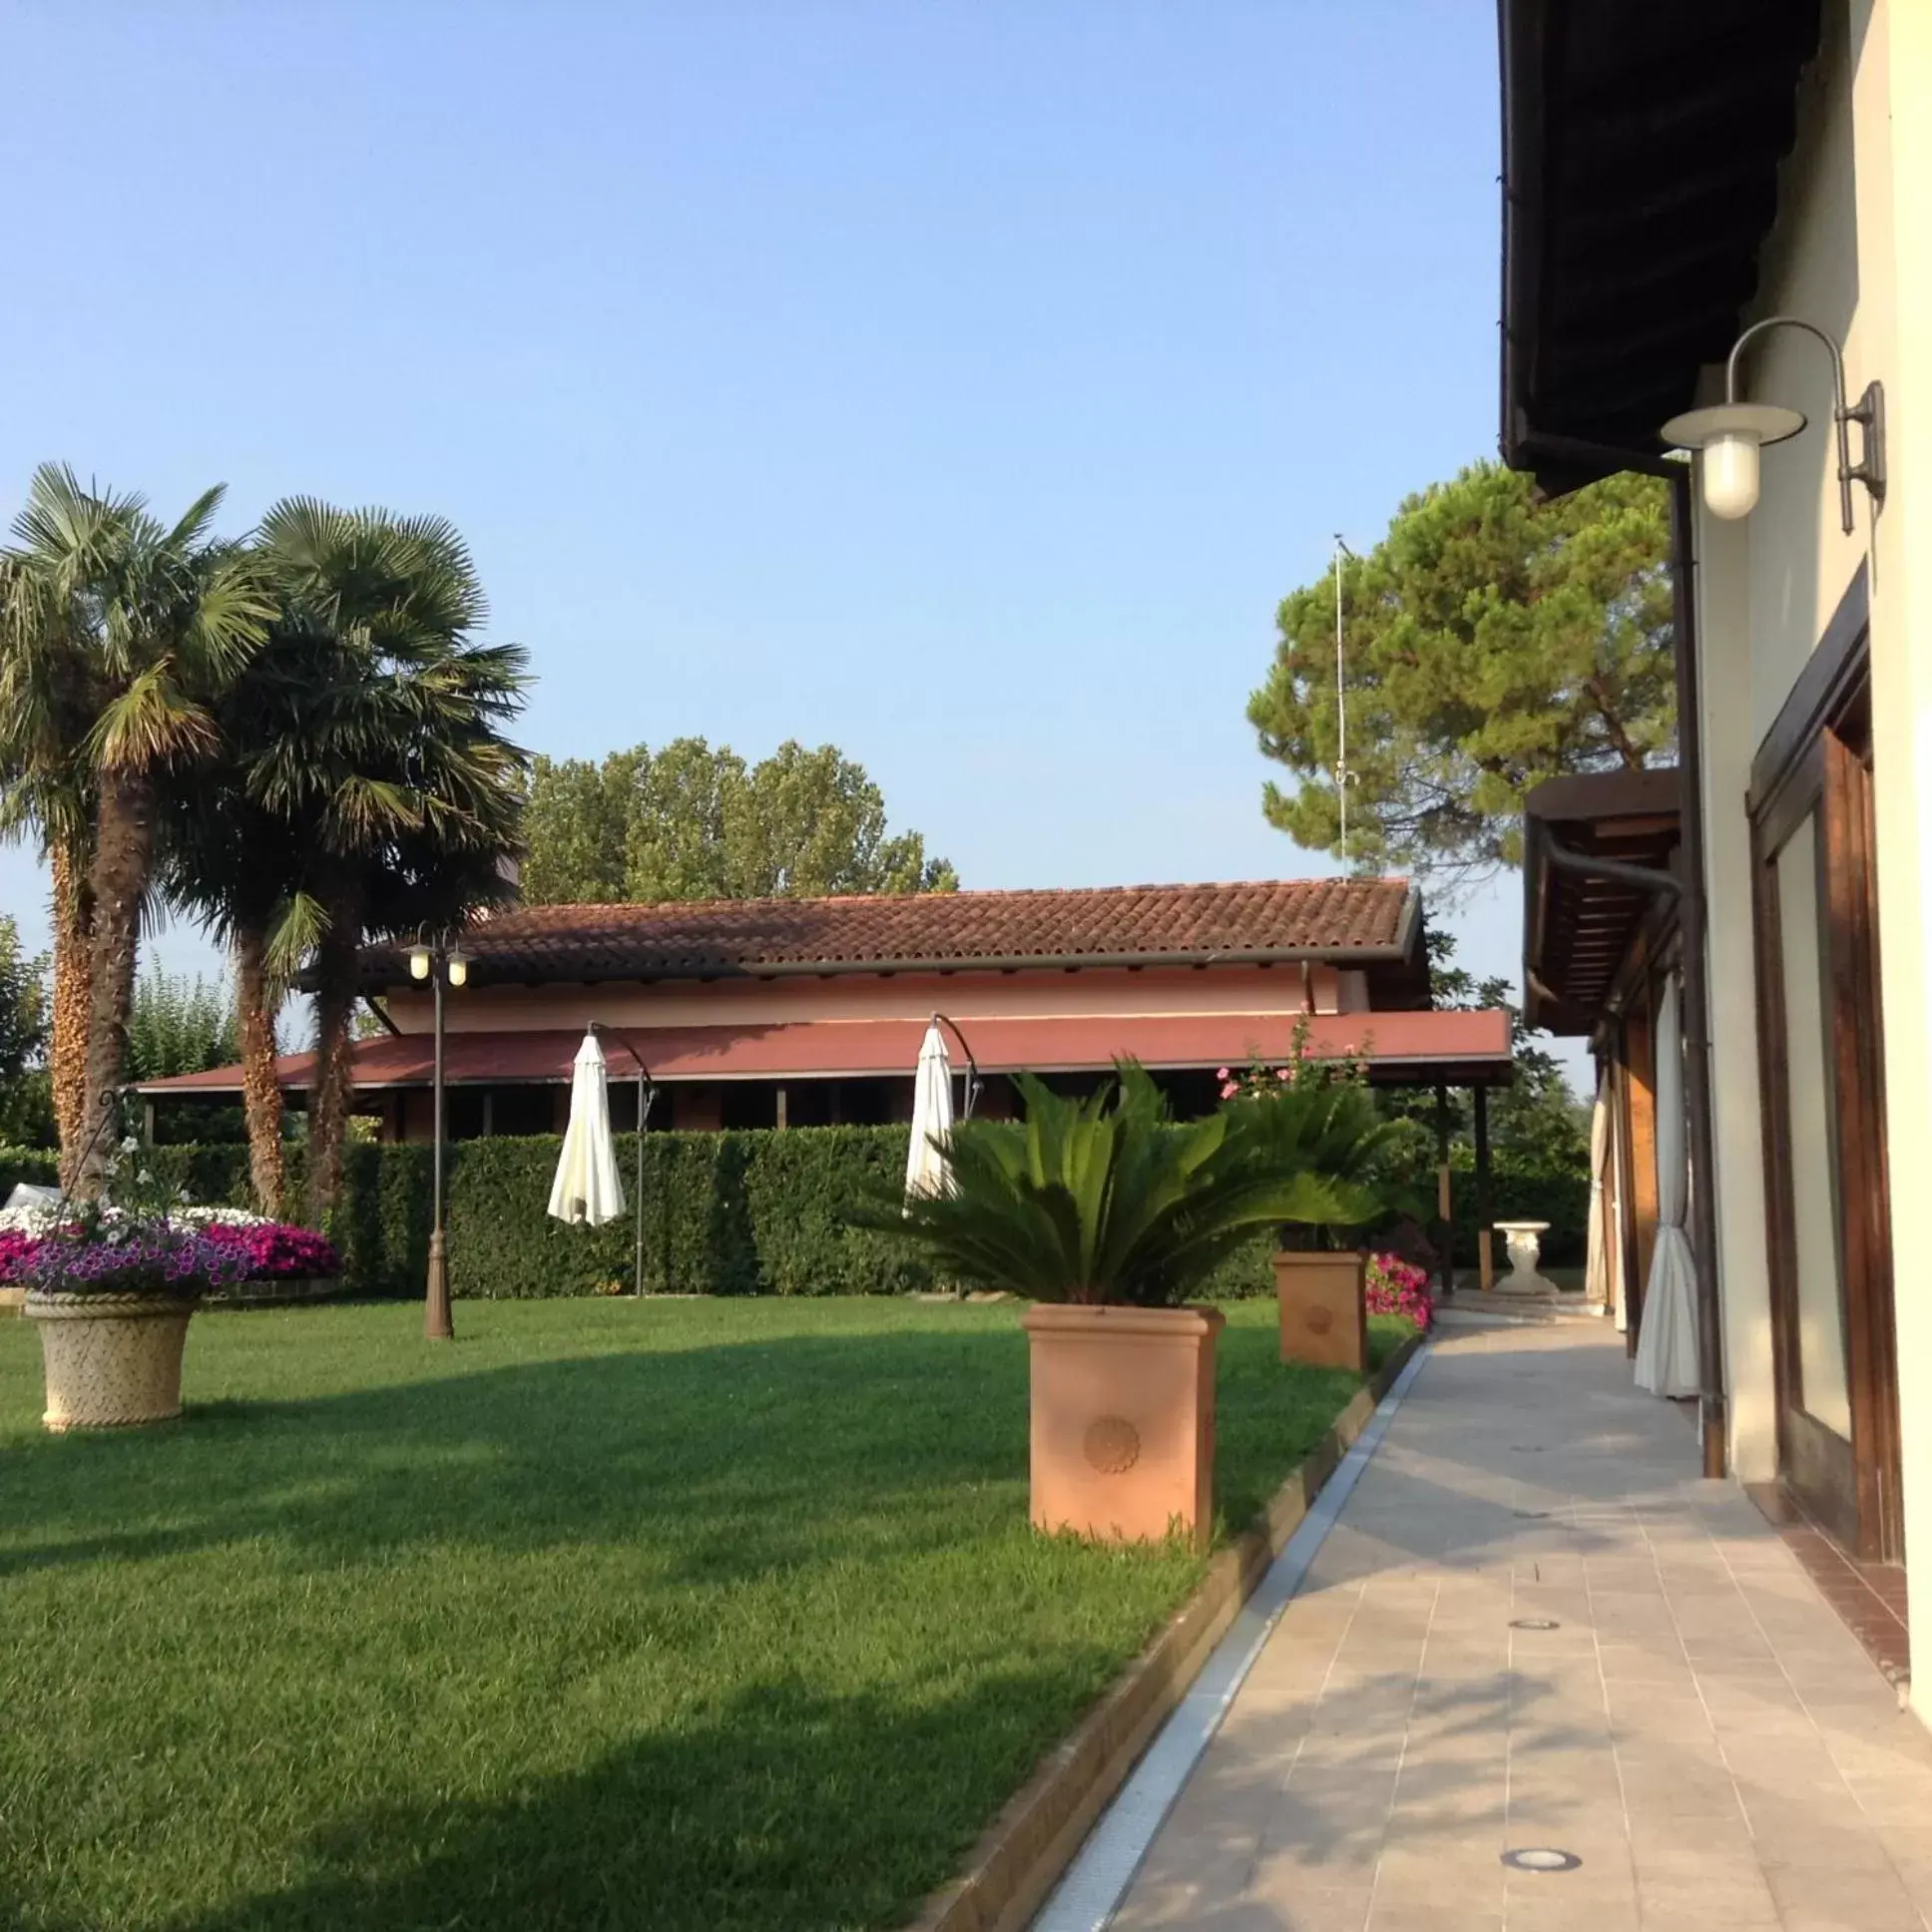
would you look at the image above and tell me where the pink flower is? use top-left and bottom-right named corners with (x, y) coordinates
top-left (1215, 1067), bottom-right (1230, 1081)
top-left (1276, 1067), bottom-right (1291, 1081)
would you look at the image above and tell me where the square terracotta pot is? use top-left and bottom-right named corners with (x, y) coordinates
top-left (1021, 1302), bottom-right (1223, 1550)
top-left (1273, 1249), bottom-right (1367, 1371)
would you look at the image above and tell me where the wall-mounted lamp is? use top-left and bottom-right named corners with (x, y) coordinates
top-left (1662, 315), bottom-right (1885, 533)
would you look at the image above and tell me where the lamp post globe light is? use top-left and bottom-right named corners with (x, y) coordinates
top-left (407, 938), bottom-right (470, 1342)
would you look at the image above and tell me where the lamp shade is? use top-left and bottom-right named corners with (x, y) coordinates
top-left (408, 946), bottom-right (432, 982)
top-left (1661, 401), bottom-right (1806, 522)
top-left (446, 950), bottom-right (469, 988)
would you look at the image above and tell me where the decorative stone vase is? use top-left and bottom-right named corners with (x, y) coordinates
top-left (1021, 1303), bottom-right (1224, 1551)
top-left (23, 1292), bottom-right (200, 1431)
top-left (1493, 1220), bottom-right (1558, 1296)
top-left (1273, 1249), bottom-right (1367, 1371)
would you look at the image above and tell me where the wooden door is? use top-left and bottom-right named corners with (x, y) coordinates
top-left (1751, 647), bottom-right (1901, 1560)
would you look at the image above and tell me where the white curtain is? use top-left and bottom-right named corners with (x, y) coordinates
top-left (1635, 977), bottom-right (1700, 1397)
top-left (1610, 1074), bottom-right (1630, 1333)
top-left (1585, 1071), bottom-right (1612, 1311)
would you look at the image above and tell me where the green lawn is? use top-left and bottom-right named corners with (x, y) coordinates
top-left (0, 1296), bottom-right (1410, 1932)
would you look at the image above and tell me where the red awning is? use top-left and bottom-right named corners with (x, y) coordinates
top-left (136, 1008), bottom-right (1513, 1096)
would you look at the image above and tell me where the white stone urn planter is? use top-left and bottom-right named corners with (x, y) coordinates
top-left (1492, 1220), bottom-right (1558, 1296)
top-left (23, 1291), bottom-right (201, 1431)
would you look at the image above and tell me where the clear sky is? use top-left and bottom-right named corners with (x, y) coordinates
top-left (0, 4), bottom-right (1549, 1045)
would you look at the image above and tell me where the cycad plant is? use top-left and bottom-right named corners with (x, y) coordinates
top-left (877, 1062), bottom-right (1375, 1306)
top-left (1220, 1074), bottom-right (1413, 1246)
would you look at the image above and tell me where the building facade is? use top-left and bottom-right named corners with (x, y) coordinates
top-left (142, 878), bottom-right (1511, 1139)
top-left (1503, 0), bottom-right (1930, 1678)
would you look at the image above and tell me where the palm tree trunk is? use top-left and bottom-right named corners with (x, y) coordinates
top-left (50, 842), bottom-right (93, 1190)
top-left (77, 770), bottom-right (155, 1196)
top-left (305, 876), bottom-right (364, 1228)
top-left (235, 922), bottom-right (285, 1215)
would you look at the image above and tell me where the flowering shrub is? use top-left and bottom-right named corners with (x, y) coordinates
top-left (197, 1220), bottom-right (341, 1281)
top-left (1365, 1251), bottom-right (1433, 1331)
top-left (1217, 1015), bottom-right (1372, 1102)
top-left (18, 1222), bottom-right (252, 1299)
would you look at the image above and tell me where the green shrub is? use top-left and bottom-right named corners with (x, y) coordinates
top-left (0, 1144), bottom-right (60, 1199)
top-left (1447, 1152), bottom-right (1590, 1267)
top-left (36, 1118), bottom-right (1519, 1301)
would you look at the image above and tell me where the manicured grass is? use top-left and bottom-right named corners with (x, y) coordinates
top-left (0, 1296), bottom-right (1410, 1932)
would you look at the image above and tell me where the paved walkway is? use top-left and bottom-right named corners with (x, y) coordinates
top-left (1107, 1320), bottom-right (1932, 1931)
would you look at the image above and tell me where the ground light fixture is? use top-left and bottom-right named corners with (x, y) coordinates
top-left (1662, 314), bottom-right (1884, 532)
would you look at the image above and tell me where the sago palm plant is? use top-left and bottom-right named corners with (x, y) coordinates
top-left (876, 1063), bottom-right (1375, 1306)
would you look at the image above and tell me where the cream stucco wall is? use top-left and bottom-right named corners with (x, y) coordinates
top-left (1876, 0), bottom-right (1932, 1703)
top-left (1688, 0), bottom-right (1932, 1685)
top-left (377, 962), bottom-right (1364, 1038)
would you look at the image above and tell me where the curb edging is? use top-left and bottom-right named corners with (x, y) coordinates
top-left (910, 1328), bottom-right (1424, 1932)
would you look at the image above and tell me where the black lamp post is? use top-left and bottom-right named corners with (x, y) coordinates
top-left (407, 936), bottom-right (469, 1341)
top-left (591, 1022), bottom-right (655, 1295)
top-left (929, 1012), bottom-right (982, 1120)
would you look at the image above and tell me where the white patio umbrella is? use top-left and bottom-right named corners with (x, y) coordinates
top-left (1635, 977), bottom-right (1699, 1397)
top-left (548, 1031), bottom-right (627, 1226)
top-left (904, 1019), bottom-right (956, 1203)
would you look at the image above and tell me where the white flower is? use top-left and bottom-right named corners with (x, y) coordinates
top-left (136, 1169), bottom-right (153, 1186)
top-left (120, 1136), bottom-right (140, 1155)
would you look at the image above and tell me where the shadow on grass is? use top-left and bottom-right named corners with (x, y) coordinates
top-left (0, 1326), bottom-right (1039, 1587)
top-left (157, 1667), bottom-right (1111, 1932)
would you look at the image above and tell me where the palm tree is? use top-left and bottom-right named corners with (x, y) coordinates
top-left (245, 501), bottom-right (527, 1223)
top-left (0, 466), bottom-right (270, 1191)
top-left (0, 551), bottom-right (97, 1179)
top-left (157, 743), bottom-right (310, 1213)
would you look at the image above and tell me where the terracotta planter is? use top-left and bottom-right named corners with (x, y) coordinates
top-left (1021, 1302), bottom-right (1224, 1551)
top-left (23, 1291), bottom-right (200, 1431)
top-left (1273, 1249), bottom-right (1367, 1371)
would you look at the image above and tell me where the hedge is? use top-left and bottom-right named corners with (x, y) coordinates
top-left (0, 1128), bottom-right (1590, 1298)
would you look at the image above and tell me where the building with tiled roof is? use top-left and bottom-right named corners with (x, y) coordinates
top-left (139, 878), bottom-right (1509, 1138)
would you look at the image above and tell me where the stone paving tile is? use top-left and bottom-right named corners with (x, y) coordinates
top-left (1092, 1321), bottom-right (1932, 1930)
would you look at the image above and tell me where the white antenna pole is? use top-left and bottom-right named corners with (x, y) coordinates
top-left (1333, 534), bottom-right (1350, 867)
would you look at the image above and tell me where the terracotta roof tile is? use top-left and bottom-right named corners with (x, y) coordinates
top-left (365, 878), bottom-right (1417, 987)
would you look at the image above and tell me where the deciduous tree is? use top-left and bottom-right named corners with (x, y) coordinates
top-left (523, 737), bottom-right (957, 903)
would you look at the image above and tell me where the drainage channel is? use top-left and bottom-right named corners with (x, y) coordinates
top-left (1030, 1343), bottom-right (1433, 1932)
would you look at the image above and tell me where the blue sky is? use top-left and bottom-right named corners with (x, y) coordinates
top-left (0, 4), bottom-right (1539, 1026)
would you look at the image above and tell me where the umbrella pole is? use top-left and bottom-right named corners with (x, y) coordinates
top-left (635, 1068), bottom-right (646, 1297)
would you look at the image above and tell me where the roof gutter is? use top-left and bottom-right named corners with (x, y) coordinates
top-left (1496, 0), bottom-right (1677, 490)
top-left (357, 940), bottom-right (1422, 991)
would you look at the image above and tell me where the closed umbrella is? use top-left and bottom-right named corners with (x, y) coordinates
top-left (548, 1031), bottom-right (627, 1226)
top-left (1584, 1072), bottom-right (1612, 1311)
top-left (1635, 977), bottom-right (1699, 1396)
top-left (904, 1019), bottom-right (956, 1203)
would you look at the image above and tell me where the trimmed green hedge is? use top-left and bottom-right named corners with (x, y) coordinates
top-left (1447, 1152), bottom-right (1590, 1268)
top-left (2, 1128), bottom-right (1589, 1295)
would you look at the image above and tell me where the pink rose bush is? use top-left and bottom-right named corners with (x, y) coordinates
top-left (1365, 1252), bottom-right (1433, 1332)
